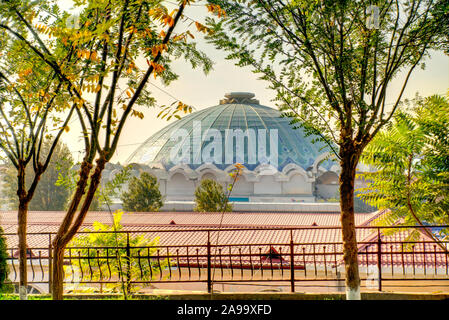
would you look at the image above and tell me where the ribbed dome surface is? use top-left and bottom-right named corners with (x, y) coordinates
top-left (126, 94), bottom-right (332, 171)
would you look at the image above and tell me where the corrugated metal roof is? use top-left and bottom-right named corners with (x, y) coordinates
top-left (0, 210), bottom-right (376, 254)
top-left (2, 210), bottom-right (446, 268)
top-left (0, 210), bottom-right (376, 228)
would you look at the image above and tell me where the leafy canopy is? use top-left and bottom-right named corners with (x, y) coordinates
top-left (0, 227), bottom-right (12, 293)
top-left (194, 178), bottom-right (232, 212)
top-left (120, 172), bottom-right (163, 212)
top-left (2, 140), bottom-right (73, 210)
top-left (358, 94), bottom-right (449, 239)
top-left (205, 0), bottom-right (448, 155)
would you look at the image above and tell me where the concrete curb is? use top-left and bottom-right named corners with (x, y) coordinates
top-left (55, 291), bottom-right (449, 300)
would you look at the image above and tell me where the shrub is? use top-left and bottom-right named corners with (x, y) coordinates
top-left (67, 210), bottom-right (167, 295)
top-left (0, 226), bottom-right (12, 292)
top-left (121, 172), bottom-right (163, 212)
top-left (194, 179), bottom-right (232, 212)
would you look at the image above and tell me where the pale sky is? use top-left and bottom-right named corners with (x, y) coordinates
top-left (57, 1), bottom-right (449, 164)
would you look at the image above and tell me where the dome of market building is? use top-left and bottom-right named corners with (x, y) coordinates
top-left (126, 92), bottom-right (334, 172)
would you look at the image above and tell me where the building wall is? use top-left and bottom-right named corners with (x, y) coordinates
top-left (254, 176), bottom-right (282, 195)
top-left (99, 163), bottom-right (350, 206)
top-left (232, 176), bottom-right (254, 196)
top-left (282, 174), bottom-right (312, 195)
top-left (166, 173), bottom-right (195, 197)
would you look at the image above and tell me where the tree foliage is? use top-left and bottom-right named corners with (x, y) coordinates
top-left (358, 94), bottom-right (449, 240)
top-left (2, 140), bottom-right (73, 211)
top-left (0, 0), bottom-right (79, 298)
top-left (0, 226), bottom-right (12, 293)
top-left (121, 172), bottom-right (163, 212)
top-left (55, 163), bottom-right (132, 211)
top-left (0, 0), bottom-right (217, 299)
top-left (194, 178), bottom-right (232, 212)
top-left (67, 210), bottom-right (167, 295)
top-left (205, 0), bottom-right (447, 150)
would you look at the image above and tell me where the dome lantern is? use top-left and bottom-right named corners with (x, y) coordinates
top-left (219, 92), bottom-right (259, 105)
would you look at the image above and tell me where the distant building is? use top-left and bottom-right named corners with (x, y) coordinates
top-left (96, 92), bottom-right (374, 211)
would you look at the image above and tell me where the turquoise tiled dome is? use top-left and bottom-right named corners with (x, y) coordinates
top-left (126, 93), bottom-right (332, 171)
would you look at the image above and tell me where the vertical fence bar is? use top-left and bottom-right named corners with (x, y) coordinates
top-left (87, 248), bottom-right (93, 281)
top-left (365, 247), bottom-right (369, 278)
top-left (196, 248), bottom-right (200, 279)
top-left (176, 249), bottom-right (181, 280)
top-left (10, 248), bottom-right (17, 282)
top-left (29, 249), bottom-right (35, 282)
top-left (401, 244), bottom-right (405, 276)
top-left (249, 246), bottom-right (254, 279)
top-left (69, 249), bottom-right (74, 283)
top-left (137, 250), bottom-right (143, 280)
top-left (290, 229), bottom-right (295, 293)
top-left (445, 252), bottom-right (449, 275)
top-left (377, 229), bottom-right (382, 291)
top-left (434, 245), bottom-right (437, 275)
top-left (38, 251), bottom-right (44, 282)
top-left (334, 244), bottom-right (337, 276)
top-left (96, 250), bottom-right (103, 292)
top-left (323, 246), bottom-right (327, 277)
top-left (126, 233), bottom-right (131, 293)
top-left (186, 246), bottom-right (191, 279)
top-left (167, 247), bottom-right (172, 280)
top-left (228, 246), bottom-right (233, 278)
top-left (279, 247), bottom-right (284, 278)
top-left (302, 247), bottom-right (306, 278)
top-left (423, 242), bottom-right (427, 276)
top-left (219, 248), bottom-right (224, 279)
top-left (390, 245), bottom-right (394, 277)
top-left (106, 248), bottom-right (112, 281)
top-left (146, 247), bottom-right (153, 281)
top-left (78, 251), bottom-right (84, 283)
top-left (48, 233), bottom-right (52, 294)
top-left (239, 248), bottom-right (244, 279)
top-left (207, 231), bottom-right (212, 293)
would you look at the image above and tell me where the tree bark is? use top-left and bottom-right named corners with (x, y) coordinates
top-left (339, 145), bottom-right (362, 300)
top-left (51, 245), bottom-right (65, 300)
top-left (51, 157), bottom-right (106, 300)
top-left (17, 198), bottom-right (29, 300)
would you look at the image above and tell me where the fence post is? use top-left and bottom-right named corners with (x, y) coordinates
top-left (48, 233), bottom-right (52, 294)
top-left (207, 231), bottom-right (212, 293)
top-left (290, 229), bottom-right (295, 293)
top-left (377, 229), bottom-right (382, 291)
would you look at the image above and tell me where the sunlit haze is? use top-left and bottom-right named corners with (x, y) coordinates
top-left (59, 0), bottom-right (448, 164)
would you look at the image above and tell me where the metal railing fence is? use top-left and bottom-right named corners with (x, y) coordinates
top-left (3, 225), bottom-right (449, 293)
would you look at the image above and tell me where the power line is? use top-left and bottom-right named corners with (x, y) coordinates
top-left (164, 0), bottom-right (206, 7)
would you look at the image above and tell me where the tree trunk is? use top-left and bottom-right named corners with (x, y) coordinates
top-left (51, 158), bottom-right (106, 300)
top-left (51, 245), bottom-right (65, 300)
top-left (17, 198), bottom-right (29, 300)
top-left (339, 146), bottom-right (361, 300)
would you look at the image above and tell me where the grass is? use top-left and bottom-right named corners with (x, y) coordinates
top-left (0, 293), bottom-right (169, 300)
